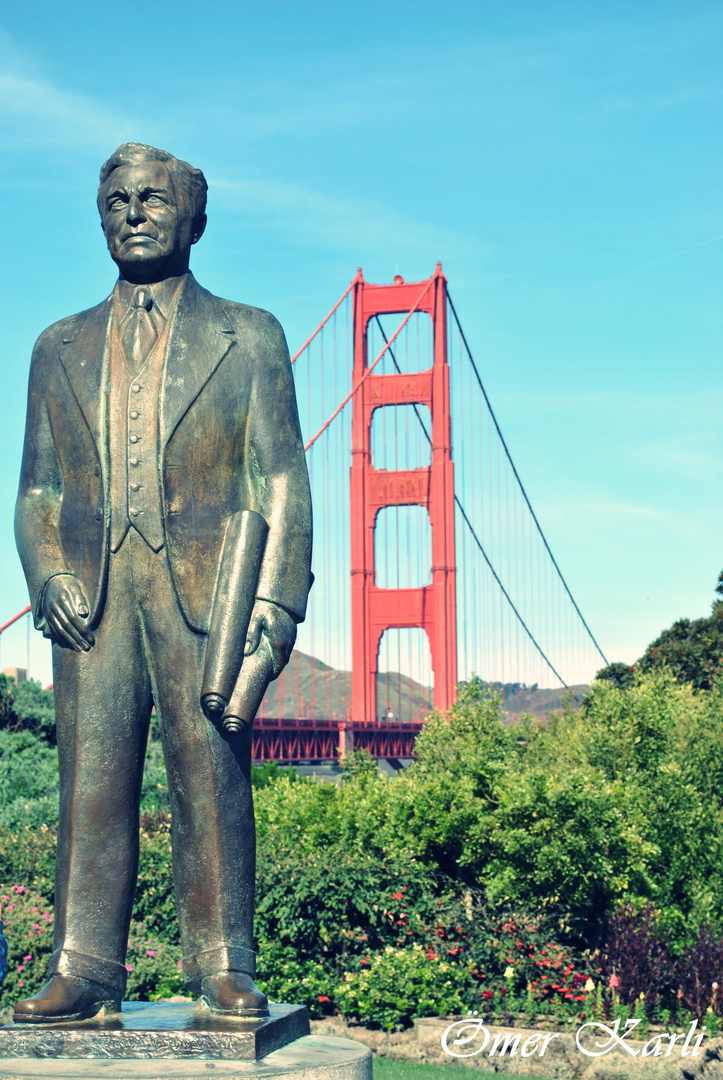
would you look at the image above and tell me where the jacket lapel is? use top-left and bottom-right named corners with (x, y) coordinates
top-left (57, 298), bottom-right (112, 453)
top-left (160, 275), bottom-right (236, 447)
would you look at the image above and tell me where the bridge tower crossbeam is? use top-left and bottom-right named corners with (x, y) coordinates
top-left (350, 264), bottom-right (457, 723)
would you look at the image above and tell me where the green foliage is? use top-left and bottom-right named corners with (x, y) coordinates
top-left (336, 945), bottom-right (469, 1031)
top-left (251, 761), bottom-right (299, 788)
top-left (0, 885), bottom-right (54, 1008)
top-left (638, 572), bottom-right (723, 690)
top-left (0, 732), bottom-right (59, 829)
top-left (0, 828), bottom-right (56, 899)
top-left (125, 917), bottom-right (184, 1001)
top-left (7, 654), bottom-right (723, 1028)
top-left (0, 677), bottom-right (56, 744)
top-left (594, 662), bottom-right (635, 689)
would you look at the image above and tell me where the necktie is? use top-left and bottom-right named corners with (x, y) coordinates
top-left (121, 287), bottom-right (158, 373)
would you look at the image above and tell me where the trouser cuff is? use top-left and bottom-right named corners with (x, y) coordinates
top-left (182, 945), bottom-right (256, 986)
top-left (48, 948), bottom-right (127, 997)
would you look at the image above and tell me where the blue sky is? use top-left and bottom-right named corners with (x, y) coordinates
top-left (0, 0), bottom-right (721, 686)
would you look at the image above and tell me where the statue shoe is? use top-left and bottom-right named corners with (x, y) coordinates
top-left (199, 972), bottom-right (269, 1017)
top-left (13, 974), bottom-right (121, 1024)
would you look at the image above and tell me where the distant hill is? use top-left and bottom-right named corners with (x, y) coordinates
top-left (258, 650), bottom-right (586, 722)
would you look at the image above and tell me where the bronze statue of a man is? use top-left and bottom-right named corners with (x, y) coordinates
top-left (13, 143), bottom-right (312, 1023)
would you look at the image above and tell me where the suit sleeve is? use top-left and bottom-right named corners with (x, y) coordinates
top-left (243, 313), bottom-right (312, 623)
top-left (15, 332), bottom-right (72, 635)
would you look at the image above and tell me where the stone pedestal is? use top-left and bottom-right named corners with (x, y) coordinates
top-left (0, 1003), bottom-right (372, 1080)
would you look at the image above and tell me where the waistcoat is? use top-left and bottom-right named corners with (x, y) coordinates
top-left (108, 295), bottom-right (176, 553)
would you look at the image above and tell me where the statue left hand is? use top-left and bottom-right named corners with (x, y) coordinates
top-left (244, 600), bottom-right (297, 677)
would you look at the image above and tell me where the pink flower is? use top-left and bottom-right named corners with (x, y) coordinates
top-left (126, 965), bottom-right (133, 972)
top-left (23, 955), bottom-right (31, 961)
top-left (177, 961), bottom-right (183, 969)
top-left (609, 974), bottom-right (620, 989)
top-left (147, 950), bottom-right (155, 957)
top-left (31, 907), bottom-right (38, 913)
top-left (17, 966), bottom-right (24, 973)
top-left (18, 982), bottom-right (23, 988)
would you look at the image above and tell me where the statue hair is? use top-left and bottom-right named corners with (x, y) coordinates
top-left (97, 143), bottom-right (208, 224)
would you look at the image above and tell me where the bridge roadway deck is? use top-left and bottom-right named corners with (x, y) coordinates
top-left (252, 717), bottom-right (422, 764)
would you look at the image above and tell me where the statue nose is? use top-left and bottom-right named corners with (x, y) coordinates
top-left (126, 196), bottom-right (146, 224)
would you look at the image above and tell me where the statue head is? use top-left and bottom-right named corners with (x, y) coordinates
top-left (97, 142), bottom-right (208, 284)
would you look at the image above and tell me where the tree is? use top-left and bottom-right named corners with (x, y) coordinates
top-left (0, 675), bottom-right (56, 744)
top-left (638, 571), bottom-right (723, 690)
top-left (594, 662), bottom-right (635, 689)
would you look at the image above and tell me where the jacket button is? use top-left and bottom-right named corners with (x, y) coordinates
top-left (129, 435), bottom-right (139, 444)
top-left (130, 482), bottom-right (140, 492)
top-left (130, 508), bottom-right (140, 517)
top-left (130, 458), bottom-right (139, 467)
top-left (95, 508), bottom-right (102, 521)
top-left (94, 464), bottom-right (101, 477)
top-left (131, 384), bottom-right (141, 393)
top-left (130, 410), bottom-right (139, 420)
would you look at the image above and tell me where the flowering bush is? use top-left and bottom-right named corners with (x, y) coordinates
top-left (255, 941), bottom-right (336, 1018)
top-left (0, 885), bottom-right (54, 1007)
top-left (124, 918), bottom-right (184, 1001)
top-left (475, 915), bottom-right (596, 1010)
top-left (336, 944), bottom-right (469, 1031)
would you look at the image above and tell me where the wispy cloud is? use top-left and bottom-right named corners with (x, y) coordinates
top-left (209, 171), bottom-right (488, 261)
top-left (0, 33), bottom-right (143, 155)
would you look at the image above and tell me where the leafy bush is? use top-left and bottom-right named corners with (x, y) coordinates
top-left (336, 944), bottom-right (469, 1030)
top-left (598, 903), bottom-right (676, 1017)
top-left (7, 662), bottom-right (723, 1028)
top-left (0, 677), bottom-right (56, 744)
top-left (676, 923), bottom-right (723, 1019)
top-left (638, 571), bottom-right (723, 690)
top-left (0, 885), bottom-right (54, 1007)
top-left (0, 732), bottom-right (59, 829)
top-left (125, 917), bottom-right (184, 1001)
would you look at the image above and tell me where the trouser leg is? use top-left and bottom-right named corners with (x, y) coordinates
top-left (127, 533), bottom-right (256, 989)
top-left (50, 540), bottom-right (152, 994)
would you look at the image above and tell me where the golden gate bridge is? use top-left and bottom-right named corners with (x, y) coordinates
top-left (1, 265), bottom-right (608, 763)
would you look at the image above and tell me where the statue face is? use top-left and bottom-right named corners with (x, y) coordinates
top-left (99, 160), bottom-right (202, 282)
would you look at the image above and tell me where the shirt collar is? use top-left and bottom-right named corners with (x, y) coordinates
top-left (114, 272), bottom-right (189, 320)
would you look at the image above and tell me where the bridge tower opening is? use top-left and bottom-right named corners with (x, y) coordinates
top-left (350, 264), bottom-right (457, 723)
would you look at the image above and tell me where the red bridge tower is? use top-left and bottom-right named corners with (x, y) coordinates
top-left (350, 264), bottom-right (457, 723)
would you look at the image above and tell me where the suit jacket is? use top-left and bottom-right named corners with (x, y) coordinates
top-left (15, 274), bottom-right (312, 637)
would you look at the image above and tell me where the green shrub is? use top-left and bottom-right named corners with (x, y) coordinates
top-left (0, 885), bottom-right (54, 1008)
top-left (0, 677), bottom-right (56, 744)
top-left (255, 941), bottom-right (336, 1017)
top-left (336, 944), bottom-right (469, 1030)
top-left (125, 917), bottom-right (184, 1000)
top-left (0, 732), bottom-right (59, 829)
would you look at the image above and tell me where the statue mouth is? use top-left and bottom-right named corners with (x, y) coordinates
top-left (121, 233), bottom-right (157, 244)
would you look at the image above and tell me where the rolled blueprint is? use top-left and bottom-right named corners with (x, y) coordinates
top-left (201, 509), bottom-right (268, 723)
top-left (221, 636), bottom-right (276, 734)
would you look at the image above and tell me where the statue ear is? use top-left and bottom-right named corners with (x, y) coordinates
top-left (192, 215), bottom-right (207, 245)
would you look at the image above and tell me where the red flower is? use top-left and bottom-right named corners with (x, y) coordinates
top-left (318, 995), bottom-right (330, 1003)
top-left (392, 892), bottom-right (404, 900)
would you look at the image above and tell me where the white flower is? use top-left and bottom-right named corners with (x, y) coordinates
top-left (504, 966), bottom-right (514, 979)
top-left (584, 978), bottom-right (595, 992)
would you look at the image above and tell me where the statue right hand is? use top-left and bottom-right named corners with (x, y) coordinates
top-left (42, 575), bottom-right (95, 652)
